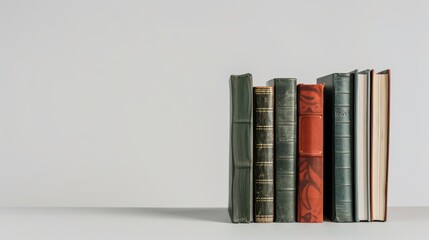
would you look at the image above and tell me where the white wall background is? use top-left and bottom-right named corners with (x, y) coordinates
top-left (0, 0), bottom-right (427, 207)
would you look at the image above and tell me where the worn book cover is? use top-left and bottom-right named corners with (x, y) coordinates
top-left (253, 86), bottom-right (274, 223)
top-left (297, 84), bottom-right (324, 223)
top-left (229, 73), bottom-right (253, 223)
top-left (317, 73), bottom-right (354, 222)
top-left (267, 78), bottom-right (297, 222)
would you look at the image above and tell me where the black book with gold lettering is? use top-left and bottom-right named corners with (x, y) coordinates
top-left (253, 86), bottom-right (274, 223)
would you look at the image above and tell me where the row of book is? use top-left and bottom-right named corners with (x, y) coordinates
top-left (228, 70), bottom-right (390, 223)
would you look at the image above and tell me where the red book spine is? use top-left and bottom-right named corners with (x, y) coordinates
top-left (297, 84), bottom-right (324, 223)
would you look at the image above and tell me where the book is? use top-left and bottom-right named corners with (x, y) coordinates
top-left (317, 73), bottom-right (354, 222)
top-left (253, 86), bottom-right (274, 223)
top-left (297, 84), bottom-right (324, 223)
top-left (267, 78), bottom-right (297, 222)
top-left (354, 70), bottom-right (371, 222)
top-left (228, 73), bottom-right (253, 223)
top-left (370, 69), bottom-right (390, 222)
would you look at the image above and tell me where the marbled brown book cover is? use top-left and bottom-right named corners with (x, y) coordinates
top-left (297, 84), bottom-right (324, 223)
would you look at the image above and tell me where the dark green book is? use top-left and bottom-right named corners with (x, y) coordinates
top-left (229, 73), bottom-right (253, 223)
top-left (267, 78), bottom-right (297, 222)
top-left (253, 86), bottom-right (274, 223)
top-left (317, 73), bottom-right (354, 222)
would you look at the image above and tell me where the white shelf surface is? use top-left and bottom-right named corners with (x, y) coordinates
top-left (0, 207), bottom-right (427, 239)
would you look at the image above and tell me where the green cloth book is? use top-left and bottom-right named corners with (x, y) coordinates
top-left (317, 73), bottom-right (354, 222)
top-left (228, 73), bottom-right (253, 223)
top-left (267, 78), bottom-right (297, 222)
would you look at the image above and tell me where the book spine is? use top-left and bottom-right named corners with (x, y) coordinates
top-left (228, 74), bottom-right (253, 223)
top-left (353, 72), bottom-right (362, 222)
top-left (353, 72), bottom-right (359, 222)
top-left (270, 79), bottom-right (297, 222)
top-left (383, 69), bottom-right (391, 222)
top-left (253, 86), bottom-right (274, 223)
top-left (370, 69), bottom-right (390, 222)
top-left (366, 72), bottom-right (372, 221)
top-left (354, 71), bottom-right (371, 222)
top-left (333, 74), bottom-right (354, 222)
top-left (297, 84), bottom-right (324, 223)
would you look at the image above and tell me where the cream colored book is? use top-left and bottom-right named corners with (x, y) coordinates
top-left (354, 69), bottom-right (371, 222)
top-left (370, 69), bottom-right (390, 222)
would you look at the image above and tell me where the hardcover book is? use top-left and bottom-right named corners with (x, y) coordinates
top-left (317, 73), bottom-right (354, 222)
top-left (370, 69), bottom-right (390, 222)
top-left (229, 73), bottom-right (253, 223)
top-left (354, 70), bottom-right (371, 222)
top-left (297, 84), bottom-right (324, 223)
top-left (253, 86), bottom-right (274, 223)
top-left (267, 78), bottom-right (297, 222)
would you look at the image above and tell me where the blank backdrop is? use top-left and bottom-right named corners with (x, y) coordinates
top-left (0, 0), bottom-right (428, 207)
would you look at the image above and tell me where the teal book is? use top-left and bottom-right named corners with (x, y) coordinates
top-left (317, 73), bottom-right (354, 222)
top-left (354, 70), bottom-right (371, 222)
top-left (229, 73), bottom-right (253, 223)
top-left (267, 78), bottom-right (297, 222)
